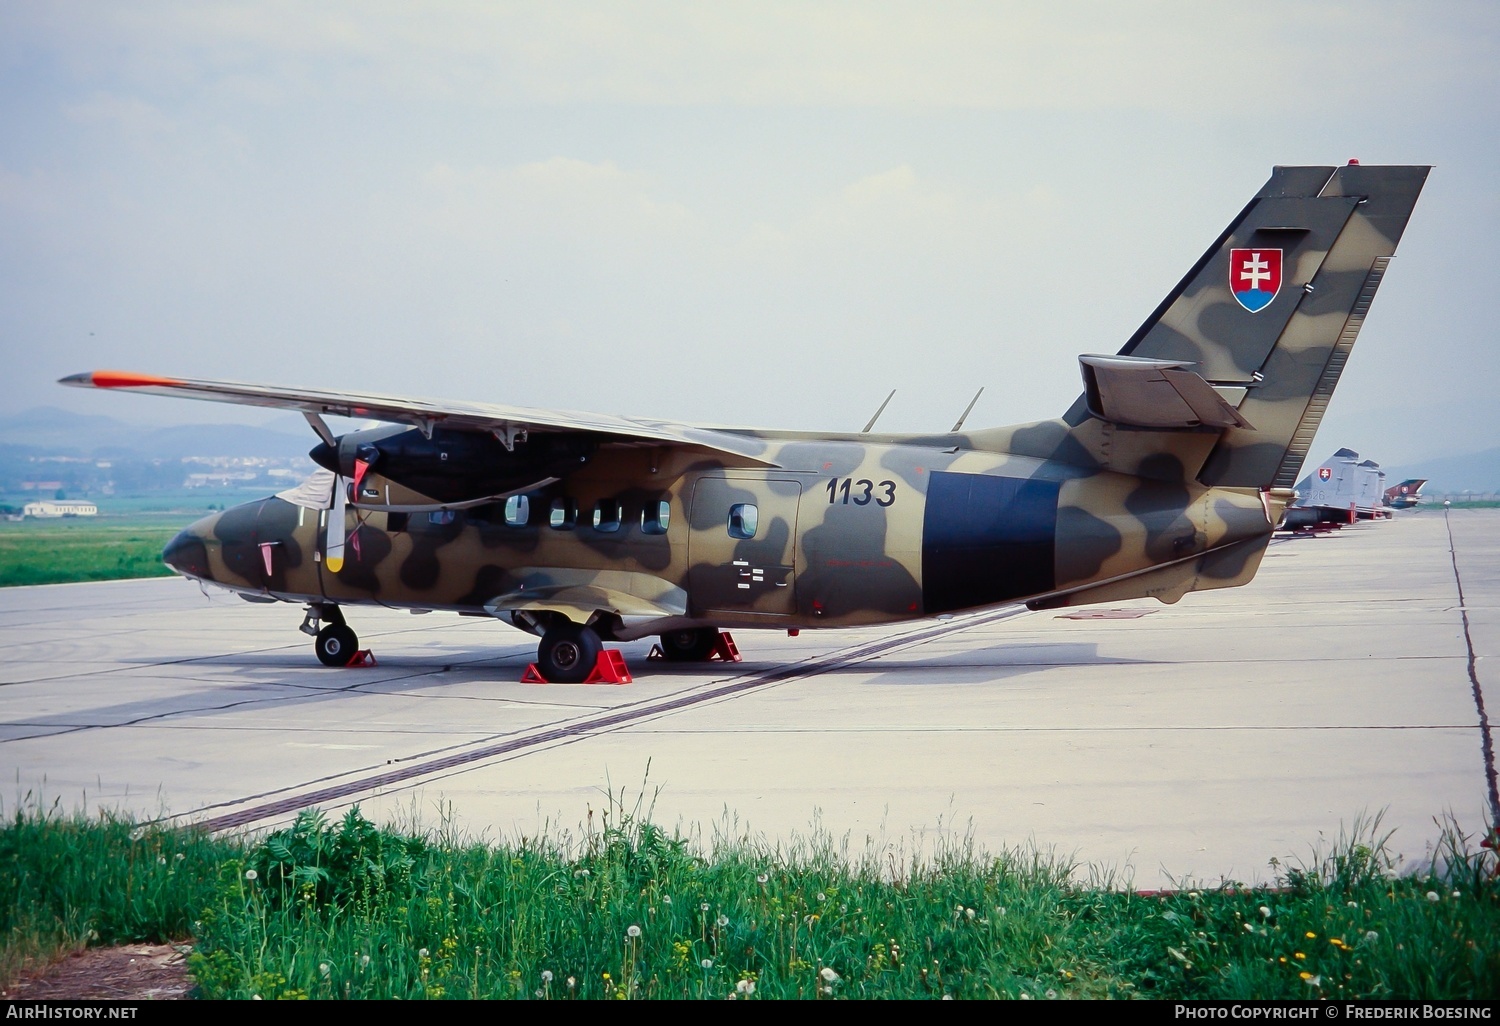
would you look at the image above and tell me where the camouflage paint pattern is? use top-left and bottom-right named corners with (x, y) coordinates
top-left (73, 165), bottom-right (1428, 644)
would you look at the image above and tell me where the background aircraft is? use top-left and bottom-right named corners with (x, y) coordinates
top-left (1282, 448), bottom-right (1391, 529)
top-left (63, 163), bottom-right (1428, 681)
top-left (1384, 478), bottom-right (1428, 510)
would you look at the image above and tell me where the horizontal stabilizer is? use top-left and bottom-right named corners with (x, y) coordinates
top-left (1079, 355), bottom-right (1251, 430)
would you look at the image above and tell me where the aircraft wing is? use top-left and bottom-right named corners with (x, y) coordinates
top-left (58, 370), bottom-right (776, 464)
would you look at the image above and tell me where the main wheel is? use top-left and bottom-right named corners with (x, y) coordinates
top-left (537, 623), bottom-right (603, 683)
top-left (315, 624), bottom-right (359, 667)
top-left (658, 627), bottom-right (718, 662)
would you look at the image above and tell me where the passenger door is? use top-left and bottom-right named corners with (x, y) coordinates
top-left (687, 474), bottom-right (802, 617)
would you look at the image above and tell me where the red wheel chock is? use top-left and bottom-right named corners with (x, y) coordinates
top-left (709, 631), bottom-right (741, 662)
top-left (345, 649), bottom-right (377, 667)
top-left (520, 650), bottom-right (634, 685)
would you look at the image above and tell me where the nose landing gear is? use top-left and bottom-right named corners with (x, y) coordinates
top-left (302, 603), bottom-right (361, 667)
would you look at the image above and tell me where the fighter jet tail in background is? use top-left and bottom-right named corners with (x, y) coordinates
top-left (1384, 478), bottom-right (1428, 510)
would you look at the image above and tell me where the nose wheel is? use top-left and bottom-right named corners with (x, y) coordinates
top-left (315, 624), bottom-right (360, 667)
top-left (537, 622), bottom-right (603, 684)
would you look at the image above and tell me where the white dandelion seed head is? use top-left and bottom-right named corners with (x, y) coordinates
top-left (663, 895), bottom-right (672, 904)
top-left (817, 892), bottom-right (826, 902)
top-left (174, 852), bottom-right (185, 861)
top-left (1365, 930), bottom-right (1379, 942)
top-left (1427, 891), bottom-right (1441, 902)
top-left (756, 873), bottom-right (768, 884)
top-left (736, 979), bottom-right (755, 994)
top-left (701, 902), bottom-right (710, 912)
top-left (541, 970), bottom-right (553, 983)
top-left (701, 958), bottom-right (714, 970)
top-left (418, 948), bottom-right (428, 958)
top-left (1046, 989), bottom-right (1058, 1000)
top-left (819, 966), bottom-right (839, 983)
top-left (1347, 900), bottom-right (1358, 908)
top-left (319, 962), bottom-right (330, 976)
top-left (567, 977), bottom-right (576, 988)
top-left (1020, 993), bottom-right (1032, 1000)
top-left (626, 924), bottom-right (641, 938)
top-left (965, 908), bottom-right (975, 920)
top-left (1244, 923), bottom-right (1254, 932)
top-left (574, 868), bottom-right (590, 878)
top-left (821, 986), bottom-right (833, 996)
top-left (360, 954), bottom-right (370, 967)
top-left (717, 914), bottom-right (729, 928)
top-left (996, 906), bottom-right (1007, 916)
top-left (1305, 975), bottom-right (1322, 987)
top-left (1453, 890), bottom-right (1462, 898)
top-left (1259, 905), bottom-right (1271, 917)
top-left (243, 869), bottom-right (258, 881)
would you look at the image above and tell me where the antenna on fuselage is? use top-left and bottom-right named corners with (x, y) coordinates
top-left (950, 387), bottom-right (985, 432)
top-left (861, 389), bottom-right (896, 433)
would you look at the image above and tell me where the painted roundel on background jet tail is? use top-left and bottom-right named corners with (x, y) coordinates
top-left (1229, 248), bottom-right (1282, 312)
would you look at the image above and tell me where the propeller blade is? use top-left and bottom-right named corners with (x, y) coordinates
top-left (325, 475), bottom-right (347, 573)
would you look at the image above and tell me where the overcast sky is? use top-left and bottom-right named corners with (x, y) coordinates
top-left (2, 2), bottom-right (1495, 464)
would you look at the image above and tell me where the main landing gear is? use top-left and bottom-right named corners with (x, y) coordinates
top-left (302, 604), bottom-right (360, 667)
top-left (536, 622), bottom-right (604, 684)
top-left (657, 627), bottom-right (719, 662)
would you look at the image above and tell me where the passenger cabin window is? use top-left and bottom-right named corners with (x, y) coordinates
top-left (593, 499), bottom-right (621, 533)
top-left (386, 511), bottom-right (410, 533)
top-left (549, 497), bottom-right (577, 529)
top-left (428, 510), bottom-right (457, 526)
top-left (728, 503), bottom-right (758, 539)
top-left (504, 494), bottom-right (530, 527)
top-left (641, 499), bottom-right (670, 535)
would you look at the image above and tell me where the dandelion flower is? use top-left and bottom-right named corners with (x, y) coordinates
top-left (626, 924), bottom-right (642, 938)
top-left (541, 970), bottom-right (553, 983)
top-left (1426, 891), bottom-right (1440, 902)
top-left (1299, 971), bottom-right (1312, 981)
top-left (1306, 931), bottom-right (1317, 939)
top-left (819, 966), bottom-right (839, 983)
top-left (1294, 952), bottom-right (1305, 960)
top-left (701, 959), bottom-right (714, 970)
top-left (244, 869), bottom-right (258, 881)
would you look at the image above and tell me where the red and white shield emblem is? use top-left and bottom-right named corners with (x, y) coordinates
top-left (1229, 248), bottom-right (1283, 313)
top-left (1318, 467), bottom-right (1332, 481)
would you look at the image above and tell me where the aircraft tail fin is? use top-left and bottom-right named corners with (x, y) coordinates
top-left (1062, 163), bottom-right (1428, 489)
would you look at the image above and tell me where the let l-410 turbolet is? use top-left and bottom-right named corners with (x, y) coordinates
top-left (64, 163), bottom-right (1428, 682)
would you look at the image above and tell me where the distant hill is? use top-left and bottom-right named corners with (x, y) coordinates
top-left (0, 407), bottom-right (313, 460)
top-left (1385, 446), bottom-right (1500, 495)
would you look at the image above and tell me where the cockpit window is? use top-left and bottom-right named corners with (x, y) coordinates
top-left (505, 494), bottom-right (530, 527)
top-left (549, 497), bottom-right (577, 530)
top-left (593, 499), bottom-right (621, 532)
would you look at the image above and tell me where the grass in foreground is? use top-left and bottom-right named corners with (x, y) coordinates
top-left (2, 798), bottom-right (1496, 999)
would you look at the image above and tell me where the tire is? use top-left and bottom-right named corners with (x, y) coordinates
top-left (659, 627), bottom-right (717, 662)
top-left (315, 624), bottom-right (359, 667)
top-left (537, 623), bottom-right (603, 683)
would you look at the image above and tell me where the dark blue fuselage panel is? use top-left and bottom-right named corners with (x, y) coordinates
top-left (921, 472), bottom-right (1059, 614)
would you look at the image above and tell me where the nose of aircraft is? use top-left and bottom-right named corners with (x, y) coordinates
top-left (162, 514), bottom-right (218, 580)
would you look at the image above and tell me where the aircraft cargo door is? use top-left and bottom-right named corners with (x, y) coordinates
top-left (687, 474), bottom-right (802, 618)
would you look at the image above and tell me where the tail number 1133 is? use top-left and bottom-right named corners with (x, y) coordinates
top-left (826, 478), bottom-right (897, 507)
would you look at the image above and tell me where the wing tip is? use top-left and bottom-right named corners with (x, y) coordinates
top-left (57, 370), bottom-right (184, 390)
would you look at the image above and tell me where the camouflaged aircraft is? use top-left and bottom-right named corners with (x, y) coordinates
top-left (62, 162), bottom-right (1428, 682)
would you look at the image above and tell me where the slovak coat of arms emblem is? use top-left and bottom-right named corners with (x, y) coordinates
top-left (1229, 248), bottom-right (1282, 313)
top-left (1318, 466), bottom-right (1333, 481)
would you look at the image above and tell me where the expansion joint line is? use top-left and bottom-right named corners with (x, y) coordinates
top-left (1444, 507), bottom-right (1500, 827)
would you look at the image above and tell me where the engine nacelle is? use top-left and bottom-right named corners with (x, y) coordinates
top-left (309, 425), bottom-right (596, 504)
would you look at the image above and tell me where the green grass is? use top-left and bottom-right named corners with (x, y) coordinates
top-left (0, 515), bottom-right (198, 587)
top-left (2, 795), bottom-right (1496, 1000)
